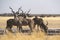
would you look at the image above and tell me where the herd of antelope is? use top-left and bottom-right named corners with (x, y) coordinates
top-left (5, 7), bottom-right (48, 34)
top-left (0, 7), bottom-right (60, 35)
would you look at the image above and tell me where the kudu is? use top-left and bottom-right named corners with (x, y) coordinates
top-left (9, 6), bottom-right (22, 21)
top-left (33, 16), bottom-right (48, 33)
top-left (6, 7), bottom-right (23, 32)
top-left (17, 9), bottom-right (34, 32)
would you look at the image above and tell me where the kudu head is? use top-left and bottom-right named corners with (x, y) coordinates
top-left (9, 6), bottom-right (23, 21)
top-left (19, 9), bottom-right (27, 18)
top-left (9, 6), bottom-right (22, 15)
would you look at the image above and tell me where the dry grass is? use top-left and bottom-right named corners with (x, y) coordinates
top-left (0, 16), bottom-right (60, 40)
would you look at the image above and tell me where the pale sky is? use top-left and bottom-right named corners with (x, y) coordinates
top-left (0, 0), bottom-right (60, 14)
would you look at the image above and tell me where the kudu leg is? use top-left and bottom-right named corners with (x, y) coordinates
top-left (18, 25), bottom-right (23, 32)
top-left (29, 24), bottom-right (33, 32)
top-left (37, 25), bottom-right (40, 32)
top-left (33, 24), bottom-right (36, 29)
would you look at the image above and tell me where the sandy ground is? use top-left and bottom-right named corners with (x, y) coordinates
top-left (0, 16), bottom-right (60, 40)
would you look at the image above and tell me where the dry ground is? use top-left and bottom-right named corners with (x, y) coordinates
top-left (0, 16), bottom-right (60, 40)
